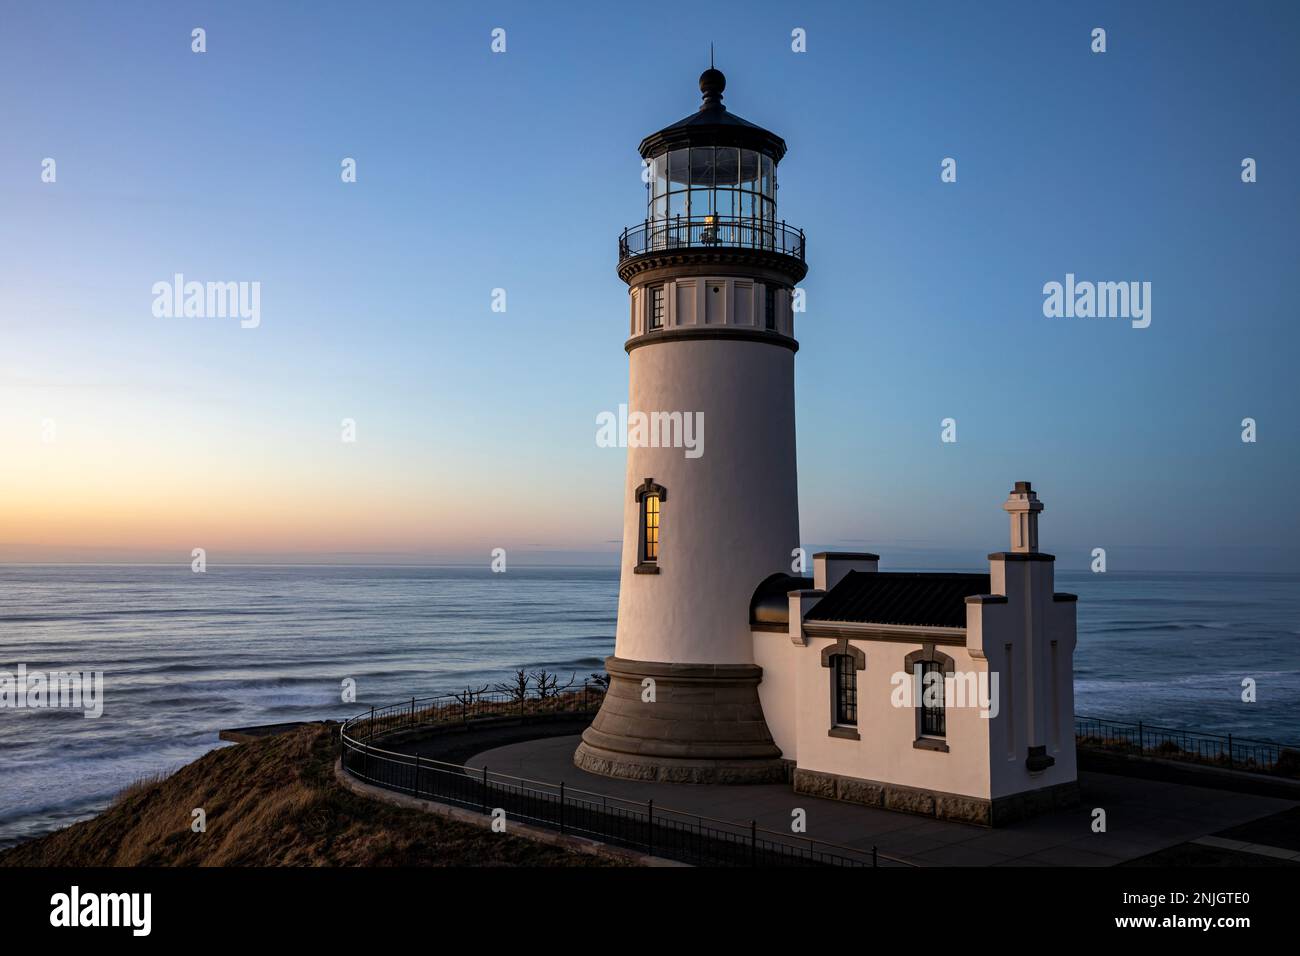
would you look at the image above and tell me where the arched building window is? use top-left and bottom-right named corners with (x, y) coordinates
top-left (833, 654), bottom-right (857, 726)
top-left (918, 661), bottom-right (946, 736)
top-left (904, 646), bottom-right (955, 752)
top-left (634, 479), bottom-right (667, 574)
top-left (820, 640), bottom-right (865, 740)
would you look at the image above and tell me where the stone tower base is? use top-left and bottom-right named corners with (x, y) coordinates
top-left (573, 656), bottom-right (785, 784)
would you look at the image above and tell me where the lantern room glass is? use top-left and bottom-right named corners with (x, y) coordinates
top-left (646, 146), bottom-right (778, 237)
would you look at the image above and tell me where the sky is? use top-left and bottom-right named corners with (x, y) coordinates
top-left (1, 1), bottom-right (1297, 571)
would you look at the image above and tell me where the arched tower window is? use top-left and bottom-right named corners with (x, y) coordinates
top-left (634, 479), bottom-right (667, 574)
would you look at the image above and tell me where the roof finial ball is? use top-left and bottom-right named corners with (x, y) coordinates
top-left (699, 64), bottom-right (726, 110)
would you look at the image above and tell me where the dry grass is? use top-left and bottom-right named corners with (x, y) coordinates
top-left (0, 723), bottom-right (617, 867)
top-left (111, 771), bottom-right (172, 807)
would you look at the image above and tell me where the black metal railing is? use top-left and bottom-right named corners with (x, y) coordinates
top-left (618, 216), bottom-right (805, 263)
top-left (1075, 715), bottom-right (1298, 774)
top-left (338, 687), bottom-right (910, 868)
top-left (342, 685), bottom-right (603, 743)
top-left (340, 689), bottom-right (1300, 866)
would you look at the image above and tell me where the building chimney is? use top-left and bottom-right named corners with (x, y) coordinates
top-left (813, 552), bottom-right (879, 592)
top-left (1003, 481), bottom-right (1043, 553)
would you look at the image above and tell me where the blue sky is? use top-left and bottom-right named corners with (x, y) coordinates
top-left (1, 1), bottom-right (1297, 570)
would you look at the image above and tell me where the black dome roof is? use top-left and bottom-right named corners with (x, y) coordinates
top-left (637, 68), bottom-right (788, 162)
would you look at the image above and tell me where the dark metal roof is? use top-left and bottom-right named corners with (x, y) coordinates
top-left (806, 572), bottom-right (992, 629)
top-left (749, 572), bottom-right (814, 627)
top-left (638, 68), bottom-right (788, 162)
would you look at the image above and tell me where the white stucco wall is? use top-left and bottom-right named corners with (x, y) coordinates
top-left (970, 559), bottom-right (1079, 798)
top-left (614, 335), bottom-right (799, 665)
top-left (791, 637), bottom-right (995, 799)
top-left (754, 630), bottom-right (800, 758)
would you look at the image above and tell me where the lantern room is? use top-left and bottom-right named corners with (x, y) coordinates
top-left (618, 67), bottom-right (805, 266)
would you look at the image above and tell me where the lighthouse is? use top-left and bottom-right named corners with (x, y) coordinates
top-left (574, 66), bottom-right (807, 783)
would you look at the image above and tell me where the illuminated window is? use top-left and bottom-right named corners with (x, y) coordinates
top-left (634, 479), bottom-right (667, 572)
top-left (642, 493), bottom-right (660, 561)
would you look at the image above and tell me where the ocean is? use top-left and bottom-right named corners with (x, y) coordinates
top-left (1, 564), bottom-right (1297, 849)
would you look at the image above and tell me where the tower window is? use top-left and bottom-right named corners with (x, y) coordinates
top-left (649, 286), bottom-right (665, 330)
top-left (642, 493), bottom-right (660, 561)
top-left (765, 285), bottom-right (777, 330)
top-left (634, 479), bottom-right (667, 573)
top-left (833, 654), bottom-right (858, 726)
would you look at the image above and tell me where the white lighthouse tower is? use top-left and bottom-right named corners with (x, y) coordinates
top-left (575, 66), bottom-right (807, 783)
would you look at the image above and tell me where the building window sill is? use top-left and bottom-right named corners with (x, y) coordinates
top-left (633, 563), bottom-right (660, 575)
top-left (913, 737), bottom-right (949, 753)
top-left (828, 726), bottom-right (860, 741)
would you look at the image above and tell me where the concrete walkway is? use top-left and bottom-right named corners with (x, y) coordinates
top-left (466, 734), bottom-right (1297, 866)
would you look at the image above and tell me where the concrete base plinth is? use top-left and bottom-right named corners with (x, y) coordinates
top-left (792, 766), bottom-right (1081, 827)
top-left (573, 656), bottom-right (785, 784)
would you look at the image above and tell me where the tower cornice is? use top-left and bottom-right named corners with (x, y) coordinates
top-left (624, 326), bottom-right (799, 353)
top-left (617, 245), bottom-right (807, 287)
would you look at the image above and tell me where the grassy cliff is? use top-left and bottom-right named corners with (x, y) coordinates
top-left (0, 723), bottom-right (610, 867)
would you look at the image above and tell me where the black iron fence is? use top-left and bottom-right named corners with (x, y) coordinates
top-left (1075, 714), bottom-right (1298, 775)
top-left (344, 685), bottom-right (603, 743)
top-left (340, 737), bottom-right (904, 867)
top-left (339, 689), bottom-right (1300, 866)
top-left (618, 216), bottom-right (805, 262)
top-left (339, 686), bottom-right (909, 868)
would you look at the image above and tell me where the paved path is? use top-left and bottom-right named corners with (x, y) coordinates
top-left (466, 734), bottom-right (1297, 866)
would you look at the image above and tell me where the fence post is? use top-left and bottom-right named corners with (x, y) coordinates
top-left (369, 705), bottom-right (375, 741)
top-left (750, 819), bottom-right (757, 866)
top-left (413, 753), bottom-right (421, 797)
top-left (1137, 720), bottom-right (1143, 755)
top-left (482, 765), bottom-right (489, 814)
top-left (647, 800), bottom-right (654, 856)
top-left (559, 782), bottom-right (565, 834)
top-left (410, 696), bottom-right (415, 727)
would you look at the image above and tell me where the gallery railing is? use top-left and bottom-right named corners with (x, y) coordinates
top-left (338, 688), bottom-right (911, 868)
top-left (1074, 714), bottom-right (1298, 774)
top-left (618, 216), bottom-right (806, 263)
